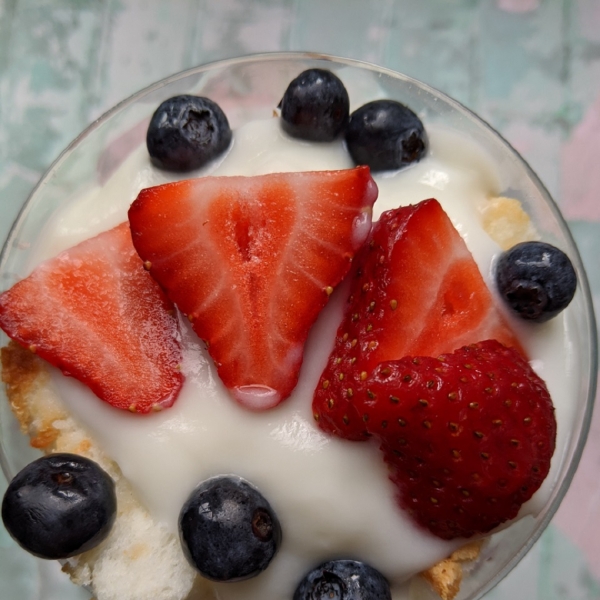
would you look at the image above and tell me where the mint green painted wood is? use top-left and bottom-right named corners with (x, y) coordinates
top-left (0, 1), bottom-right (599, 598)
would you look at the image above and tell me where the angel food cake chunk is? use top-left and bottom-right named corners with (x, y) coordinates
top-left (0, 69), bottom-right (578, 600)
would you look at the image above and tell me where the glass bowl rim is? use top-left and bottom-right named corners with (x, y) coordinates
top-left (0, 50), bottom-right (597, 600)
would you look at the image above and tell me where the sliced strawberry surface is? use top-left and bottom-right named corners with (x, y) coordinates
top-left (352, 198), bottom-right (523, 362)
top-left (313, 199), bottom-right (524, 438)
top-left (128, 167), bottom-right (377, 409)
top-left (0, 222), bottom-right (183, 414)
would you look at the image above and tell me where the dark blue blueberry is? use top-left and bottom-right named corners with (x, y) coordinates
top-left (279, 69), bottom-right (350, 142)
top-left (495, 241), bottom-right (577, 322)
top-left (179, 475), bottom-right (281, 581)
top-left (147, 95), bottom-right (231, 171)
top-left (345, 100), bottom-right (427, 171)
top-left (294, 559), bottom-right (391, 600)
top-left (1, 453), bottom-right (116, 559)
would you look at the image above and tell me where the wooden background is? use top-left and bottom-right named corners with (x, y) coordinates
top-left (0, 1), bottom-right (599, 598)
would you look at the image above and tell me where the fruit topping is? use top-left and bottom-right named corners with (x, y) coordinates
top-left (279, 68), bottom-right (350, 142)
top-left (129, 167), bottom-right (377, 410)
top-left (316, 340), bottom-right (555, 540)
top-left (2, 454), bottom-right (117, 559)
top-left (345, 100), bottom-right (427, 171)
top-left (313, 199), bottom-right (524, 439)
top-left (311, 199), bottom-right (556, 540)
top-left (179, 475), bottom-right (281, 581)
top-left (495, 241), bottom-right (577, 322)
top-left (0, 222), bottom-right (183, 413)
top-left (376, 341), bottom-right (554, 539)
top-left (294, 559), bottom-right (391, 600)
top-left (146, 95), bottom-right (231, 172)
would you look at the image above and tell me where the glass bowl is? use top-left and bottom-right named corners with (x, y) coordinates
top-left (0, 52), bottom-right (597, 600)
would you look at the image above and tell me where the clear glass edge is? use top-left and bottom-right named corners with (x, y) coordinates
top-left (0, 51), bottom-right (596, 600)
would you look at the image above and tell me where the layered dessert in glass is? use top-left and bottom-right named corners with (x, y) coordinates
top-left (0, 53), bottom-right (596, 600)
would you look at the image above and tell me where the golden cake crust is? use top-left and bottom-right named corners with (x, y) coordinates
top-left (421, 540), bottom-right (483, 600)
top-left (480, 195), bottom-right (539, 250)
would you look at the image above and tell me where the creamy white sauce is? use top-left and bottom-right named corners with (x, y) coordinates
top-left (28, 118), bottom-right (578, 599)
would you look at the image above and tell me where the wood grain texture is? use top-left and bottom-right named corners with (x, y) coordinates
top-left (0, 1), bottom-right (599, 599)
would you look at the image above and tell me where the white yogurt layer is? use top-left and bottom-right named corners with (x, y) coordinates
top-left (29, 117), bottom-right (578, 600)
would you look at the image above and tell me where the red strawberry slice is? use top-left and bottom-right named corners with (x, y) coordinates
top-left (370, 341), bottom-right (555, 539)
top-left (313, 199), bottom-right (525, 438)
top-left (128, 167), bottom-right (377, 410)
top-left (0, 222), bottom-right (183, 414)
top-left (314, 338), bottom-right (556, 539)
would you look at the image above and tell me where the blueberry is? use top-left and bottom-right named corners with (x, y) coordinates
top-left (179, 475), bottom-right (281, 581)
top-left (147, 95), bottom-right (231, 171)
top-left (345, 100), bottom-right (427, 171)
top-left (279, 69), bottom-right (350, 142)
top-left (1, 454), bottom-right (116, 559)
top-left (294, 559), bottom-right (391, 600)
top-left (495, 241), bottom-right (577, 322)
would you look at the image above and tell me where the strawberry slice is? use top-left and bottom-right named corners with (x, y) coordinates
top-left (371, 341), bottom-right (555, 539)
top-left (0, 222), bottom-right (183, 414)
top-left (128, 167), bottom-right (377, 409)
top-left (313, 199), bottom-right (524, 438)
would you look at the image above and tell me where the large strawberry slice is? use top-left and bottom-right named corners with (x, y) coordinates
top-left (313, 199), bottom-right (524, 438)
top-left (371, 341), bottom-right (555, 539)
top-left (0, 222), bottom-right (183, 414)
top-left (128, 167), bottom-right (377, 409)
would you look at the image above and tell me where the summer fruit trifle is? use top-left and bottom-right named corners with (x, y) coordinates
top-left (0, 67), bottom-right (578, 600)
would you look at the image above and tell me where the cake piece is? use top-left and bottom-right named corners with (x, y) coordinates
top-left (1, 342), bottom-right (199, 600)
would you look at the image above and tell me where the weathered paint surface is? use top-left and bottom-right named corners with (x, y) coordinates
top-left (0, 1), bottom-right (599, 598)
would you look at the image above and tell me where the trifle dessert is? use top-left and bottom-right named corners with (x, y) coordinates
top-left (0, 55), bottom-right (595, 600)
